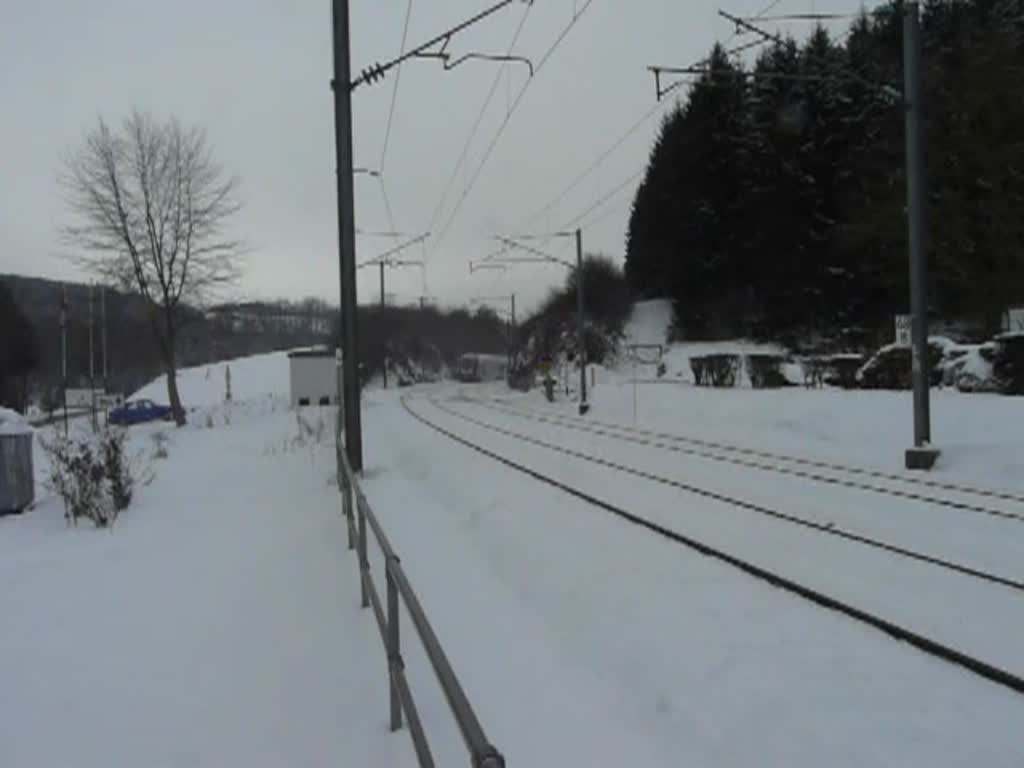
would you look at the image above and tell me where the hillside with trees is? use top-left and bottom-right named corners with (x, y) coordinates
top-left (626, 0), bottom-right (1024, 345)
top-left (1, 275), bottom-right (333, 408)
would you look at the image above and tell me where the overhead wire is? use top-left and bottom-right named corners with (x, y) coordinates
top-left (429, 0), bottom-right (597, 262)
top-left (379, 0), bottom-right (415, 173)
top-left (424, 3), bottom-right (535, 239)
top-left (517, 0), bottom-right (787, 247)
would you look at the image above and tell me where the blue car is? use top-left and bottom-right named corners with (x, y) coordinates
top-left (108, 399), bottom-right (174, 426)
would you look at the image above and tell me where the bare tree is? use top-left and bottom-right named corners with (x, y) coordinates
top-left (61, 111), bottom-right (242, 425)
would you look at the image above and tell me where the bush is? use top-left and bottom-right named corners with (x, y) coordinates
top-left (824, 354), bottom-right (864, 389)
top-left (856, 342), bottom-right (944, 390)
top-left (41, 426), bottom-right (145, 527)
top-left (993, 334), bottom-right (1024, 394)
top-left (100, 429), bottom-right (133, 511)
top-left (691, 354), bottom-right (739, 387)
top-left (746, 354), bottom-right (788, 388)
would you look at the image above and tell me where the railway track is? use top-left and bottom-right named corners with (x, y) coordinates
top-left (401, 394), bottom-right (1024, 697)
top-left (466, 394), bottom-right (1024, 522)
top-left (428, 395), bottom-right (1023, 591)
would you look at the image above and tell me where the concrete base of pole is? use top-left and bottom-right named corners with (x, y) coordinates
top-left (905, 446), bottom-right (940, 470)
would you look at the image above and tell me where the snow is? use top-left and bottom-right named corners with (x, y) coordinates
top-left (624, 298), bottom-right (673, 345)
top-left (132, 350), bottom-right (291, 408)
top-left (1, 356), bottom-right (414, 767)
top-left (6, 346), bottom-right (1024, 766)
top-left (0, 406), bottom-right (32, 436)
top-left (360, 385), bottom-right (1024, 766)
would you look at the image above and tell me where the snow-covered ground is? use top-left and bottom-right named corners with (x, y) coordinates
top-left (364, 384), bottom-right (1024, 766)
top-left (5, 345), bottom-right (1024, 766)
top-left (1, 352), bottom-right (413, 767)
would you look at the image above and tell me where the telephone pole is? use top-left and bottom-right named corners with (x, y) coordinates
top-left (575, 227), bottom-right (588, 414)
top-left (903, 1), bottom-right (938, 470)
top-left (60, 284), bottom-right (69, 436)
top-left (332, 0), bottom-right (363, 471)
top-left (89, 282), bottom-right (97, 430)
top-left (100, 285), bottom-right (108, 389)
top-left (491, 230), bottom-right (589, 414)
top-left (379, 261), bottom-right (387, 388)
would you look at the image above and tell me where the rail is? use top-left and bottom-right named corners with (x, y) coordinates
top-left (335, 440), bottom-right (505, 768)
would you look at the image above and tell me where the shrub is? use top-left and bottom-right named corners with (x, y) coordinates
top-left (100, 429), bottom-right (133, 511)
top-left (824, 355), bottom-right (864, 389)
top-left (993, 334), bottom-right (1024, 394)
top-left (691, 354), bottom-right (739, 387)
top-left (41, 426), bottom-right (145, 527)
top-left (856, 342), bottom-right (944, 390)
top-left (746, 354), bottom-right (787, 388)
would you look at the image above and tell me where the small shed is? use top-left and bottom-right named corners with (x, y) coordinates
top-left (288, 348), bottom-right (340, 408)
top-left (0, 408), bottom-right (34, 515)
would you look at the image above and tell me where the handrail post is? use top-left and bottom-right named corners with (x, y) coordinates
top-left (386, 555), bottom-right (404, 732)
top-left (357, 497), bottom-right (369, 609)
top-left (342, 470), bottom-right (355, 551)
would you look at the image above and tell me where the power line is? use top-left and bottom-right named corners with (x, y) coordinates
top-left (425, 3), bottom-right (534, 239)
top-left (379, 0), bottom-right (415, 172)
top-left (351, 0), bottom-right (527, 90)
top-left (520, 0), bottom-right (784, 234)
top-left (563, 168), bottom-right (643, 230)
top-left (377, 175), bottom-right (400, 243)
top-left (523, 99), bottom-right (665, 228)
top-left (430, 0), bottom-right (597, 261)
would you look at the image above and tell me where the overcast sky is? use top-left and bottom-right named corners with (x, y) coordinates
top-left (2, 0), bottom-right (858, 314)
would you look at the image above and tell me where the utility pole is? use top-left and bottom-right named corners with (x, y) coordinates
top-left (332, 0), bottom-right (363, 471)
top-left (88, 282), bottom-right (97, 431)
top-left (100, 285), bottom-right (107, 390)
top-left (60, 284), bottom-right (68, 436)
top-left (903, 1), bottom-right (938, 471)
top-left (575, 227), bottom-right (588, 414)
top-left (362, 256), bottom-right (424, 388)
top-left (379, 261), bottom-right (388, 389)
top-left (489, 231), bottom-right (589, 413)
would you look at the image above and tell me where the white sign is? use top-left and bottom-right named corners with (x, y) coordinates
top-left (895, 314), bottom-right (912, 347)
top-left (64, 388), bottom-right (106, 409)
top-left (1006, 307), bottom-right (1024, 333)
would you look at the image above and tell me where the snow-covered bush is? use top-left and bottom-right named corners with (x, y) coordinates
top-left (746, 354), bottom-right (788, 388)
top-left (993, 333), bottom-right (1024, 394)
top-left (41, 426), bottom-right (147, 527)
top-left (100, 429), bottom-right (134, 512)
top-left (856, 341), bottom-right (945, 389)
top-left (691, 354), bottom-right (740, 387)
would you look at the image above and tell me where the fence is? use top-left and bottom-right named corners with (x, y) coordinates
top-left (335, 440), bottom-right (505, 768)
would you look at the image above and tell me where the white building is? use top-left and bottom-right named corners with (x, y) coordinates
top-left (287, 348), bottom-right (339, 407)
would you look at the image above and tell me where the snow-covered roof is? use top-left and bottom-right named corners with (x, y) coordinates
top-left (0, 407), bottom-right (32, 437)
top-left (287, 346), bottom-right (335, 358)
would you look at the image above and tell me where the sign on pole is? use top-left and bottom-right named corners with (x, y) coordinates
top-left (895, 314), bottom-right (912, 347)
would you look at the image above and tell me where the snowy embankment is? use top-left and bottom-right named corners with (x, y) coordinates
top-left (597, 299), bottom-right (1023, 486)
top-left (615, 298), bottom-right (792, 385)
top-left (1, 352), bottom-right (413, 767)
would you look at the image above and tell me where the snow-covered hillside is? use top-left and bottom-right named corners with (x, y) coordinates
top-left (133, 350), bottom-right (291, 407)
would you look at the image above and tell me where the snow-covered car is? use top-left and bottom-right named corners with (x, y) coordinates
top-left (108, 399), bottom-right (173, 426)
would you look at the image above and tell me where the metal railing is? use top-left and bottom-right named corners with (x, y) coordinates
top-left (336, 441), bottom-right (506, 768)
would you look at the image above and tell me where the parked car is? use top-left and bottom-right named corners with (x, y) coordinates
top-left (108, 399), bottom-right (174, 426)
